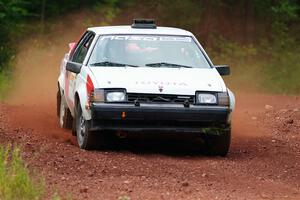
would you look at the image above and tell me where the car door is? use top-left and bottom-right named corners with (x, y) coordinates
top-left (65, 31), bottom-right (95, 110)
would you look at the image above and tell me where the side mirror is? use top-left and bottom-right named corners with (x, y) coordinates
top-left (215, 65), bottom-right (230, 76)
top-left (66, 61), bottom-right (82, 74)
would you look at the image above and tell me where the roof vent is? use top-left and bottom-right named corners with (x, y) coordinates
top-left (131, 19), bottom-right (156, 29)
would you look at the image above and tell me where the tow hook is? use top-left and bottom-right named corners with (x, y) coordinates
top-left (134, 99), bottom-right (140, 107)
top-left (183, 99), bottom-right (190, 108)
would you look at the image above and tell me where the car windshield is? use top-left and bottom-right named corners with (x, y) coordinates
top-left (88, 35), bottom-right (211, 68)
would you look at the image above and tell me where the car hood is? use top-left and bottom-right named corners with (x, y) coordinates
top-left (88, 67), bottom-right (227, 95)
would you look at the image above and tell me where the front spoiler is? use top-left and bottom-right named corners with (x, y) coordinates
top-left (90, 103), bottom-right (230, 132)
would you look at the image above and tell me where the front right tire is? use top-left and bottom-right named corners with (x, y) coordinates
top-left (203, 127), bottom-right (231, 157)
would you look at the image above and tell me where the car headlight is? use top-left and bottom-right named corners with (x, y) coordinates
top-left (196, 93), bottom-right (217, 104)
top-left (196, 92), bottom-right (230, 106)
top-left (105, 90), bottom-right (126, 102)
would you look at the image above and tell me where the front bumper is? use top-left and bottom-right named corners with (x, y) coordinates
top-left (90, 103), bottom-right (230, 133)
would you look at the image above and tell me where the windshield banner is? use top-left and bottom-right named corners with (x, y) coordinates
top-left (100, 35), bottom-right (192, 42)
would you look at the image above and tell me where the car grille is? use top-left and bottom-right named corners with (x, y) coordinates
top-left (127, 93), bottom-right (195, 104)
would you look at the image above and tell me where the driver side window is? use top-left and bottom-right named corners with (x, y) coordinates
top-left (72, 32), bottom-right (95, 64)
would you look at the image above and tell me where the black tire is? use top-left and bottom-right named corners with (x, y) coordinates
top-left (71, 118), bottom-right (77, 136)
top-left (203, 127), bottom-right (231, 157)
top-left (75, 102), bottom-right (106, 150)
top-left (57, 90), bottom-right (61, 117)
top-left (57, 90), bottom-right (73, 129)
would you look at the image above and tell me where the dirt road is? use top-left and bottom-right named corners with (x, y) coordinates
top-left (0, 10), bottom-right (299, 200)
top-left (1, 92), bottom-right (299, 200)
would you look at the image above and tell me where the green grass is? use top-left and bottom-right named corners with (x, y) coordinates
top-left (118, 196), bottom-right (131, 200)
top-left (51, 192), bottom-right (73, 200)
top-left (0, 145), bottom-right (44, 200)
top-left (0, 71), bottom-right (11, 100)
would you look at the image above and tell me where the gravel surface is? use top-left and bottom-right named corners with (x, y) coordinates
top-left (0, 93), bottom-right (300, 200)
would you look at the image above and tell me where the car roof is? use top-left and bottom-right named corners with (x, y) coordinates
top-left (88, 25), bottom-right (194, 36)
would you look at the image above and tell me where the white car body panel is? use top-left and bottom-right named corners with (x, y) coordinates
top-left (88, 26), bottom-right (194, 37)
top-left (89, 67), bottom-right (227, 94)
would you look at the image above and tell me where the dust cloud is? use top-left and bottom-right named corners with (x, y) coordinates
top-left (3, 11), bottom-right (94, 137)
top-left (7, 13), bottom-right (88, 106)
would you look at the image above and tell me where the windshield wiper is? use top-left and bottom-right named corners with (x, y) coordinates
top-left (90, 61), bottom-right (139, 68)
top-left (145, 62), bottom-right (193, 68)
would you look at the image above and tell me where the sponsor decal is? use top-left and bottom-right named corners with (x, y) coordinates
top-left (135, 81), bottom-right (188, 86)
top-left (100, 35), bottom-right (192, 43)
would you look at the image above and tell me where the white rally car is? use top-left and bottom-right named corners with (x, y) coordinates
top-left (57, 19), bottom-right (235, 156)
